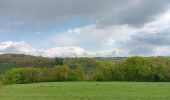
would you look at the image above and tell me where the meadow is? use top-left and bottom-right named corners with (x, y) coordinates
top-left (0, 82), bottom-right (170, 100)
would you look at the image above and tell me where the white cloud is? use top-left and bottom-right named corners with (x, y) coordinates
top-left (51, 24), bottom-right (136, 48)
top-left (0, 41), bottom-right (128, 57)
top-left (0, 41), bottom-right (38, 55)
top-left (153, 46), bottom-right (170, 56)
top-left (143, 10), bottom-right (170, 33)
top-left (1, 40), bottom-right (170, 57)
top-left (87, 48), bottom-right (129, 57)
top-left (48, 9), bottom-right (170, 56)
top-left (42, 47), bottom-right (86, 58)
top-left (51, 9), bottom-right (170, 49)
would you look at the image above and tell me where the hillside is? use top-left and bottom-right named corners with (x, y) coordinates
top-left (0, 54), bottom-right (56, 74)
top-left (0, 54), bottom-right (116, 74)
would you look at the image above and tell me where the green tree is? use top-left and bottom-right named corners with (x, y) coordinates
top-left (123, 56), bottom-right (151, 81)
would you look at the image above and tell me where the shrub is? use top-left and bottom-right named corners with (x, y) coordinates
top-left (2, 68), bottom-right (40, 84)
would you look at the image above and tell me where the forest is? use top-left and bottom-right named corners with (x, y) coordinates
top-left (1, 54), bottom-right (170, 84)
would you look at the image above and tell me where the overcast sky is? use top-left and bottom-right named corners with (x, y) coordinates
top-left (1, 0), bottom-right (170, 57)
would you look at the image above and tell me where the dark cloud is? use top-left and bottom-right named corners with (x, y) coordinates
top-left (134, 34), bottom-right (170, 46)
top-left (124, 31), bottom-right (170, 55)
top-left (129, 45), bottom-right (155, 55)
top-left (0, 0), bottom-right (129, 20)
top-left (0, 0), bottom-right (169, 26)
top-left (98, 0), bottom-right (170, 26)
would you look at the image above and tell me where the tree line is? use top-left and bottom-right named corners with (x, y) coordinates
top-left (2, 56), bottom-right (170, 84)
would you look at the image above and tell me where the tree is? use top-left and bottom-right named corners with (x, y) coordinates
top-left (122, 56), bottom-right (151, 81)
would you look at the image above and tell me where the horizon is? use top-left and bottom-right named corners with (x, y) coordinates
top-left (1, 0), bottom-right (170, 57)
top-left (1, 53), bottom-right (170, 58)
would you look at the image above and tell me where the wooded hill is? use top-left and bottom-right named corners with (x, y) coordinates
top-left (0, 54), bottom-right (117, 74)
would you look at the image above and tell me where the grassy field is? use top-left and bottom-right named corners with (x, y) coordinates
top-left (0, 82), bottom-right (170, 100)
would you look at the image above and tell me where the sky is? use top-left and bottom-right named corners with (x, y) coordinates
top-left (1, 0), bottom-right (170, 57)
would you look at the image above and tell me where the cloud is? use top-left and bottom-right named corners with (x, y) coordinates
top-left (126, 10), bottom-right (170, 55)
top-left (50, 24), bottom-right (135, 49)
top-left (0, 0), bottom-right (132, 19)
top-left (42, 47), bottom-right (86, 58)
top-left (42, 47), bottom-right (129, 57)
top-left (0, 41), bottom-right (38, 55)
top-left (99, 0), bottom-right (170, 26)
top-left (1, 1), bottom-right (170, 57)
top-left (87, 49), bottom-right (129, 57)
top-left (0, 0), bottom-right (170, 26)
top-left (153, 46), bottom-right (170, 56)
top-left (0, 41), bottom-right (128, 57)
top-left (49, 9), bottom-right (170, 56)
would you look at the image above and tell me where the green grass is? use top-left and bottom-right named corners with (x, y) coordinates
top-left (0, 82), bottom-right (170, 100)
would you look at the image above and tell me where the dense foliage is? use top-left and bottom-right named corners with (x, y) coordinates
top-left (0, 54), bottom-right (63, 74)
top-left (2, 55), bottom-right (170, 84)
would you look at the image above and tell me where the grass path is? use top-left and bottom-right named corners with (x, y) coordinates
top-left (0, 82), bottom-right (170, 100)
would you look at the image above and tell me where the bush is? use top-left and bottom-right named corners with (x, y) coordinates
top-left (2, 65), bottom-right (85, 84)
top-left (2, 68), bottom-right (40, 84)
top-left (2, 56), bottom-right (170, 84)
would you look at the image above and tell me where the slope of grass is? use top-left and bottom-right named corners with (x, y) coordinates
top-left (0, 82), bottom-right (170, 100)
